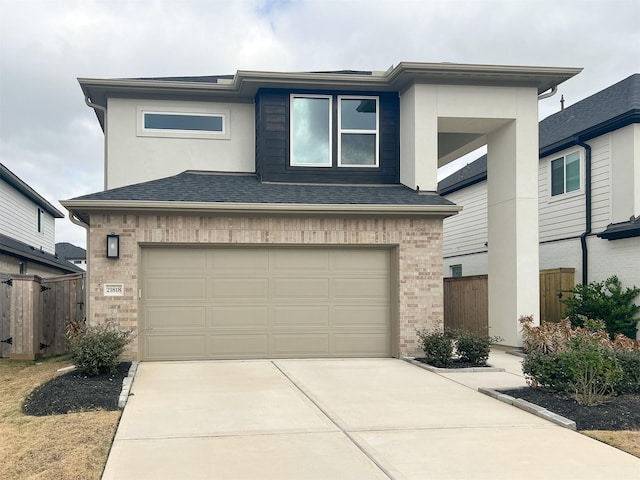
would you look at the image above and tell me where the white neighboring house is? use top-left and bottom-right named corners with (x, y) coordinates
top-left (55, 242), bottom-right (87, 271)
top-left (0, 163), bottom-right (82, 276)
top-left (440, 74), bottom-right (640, 335)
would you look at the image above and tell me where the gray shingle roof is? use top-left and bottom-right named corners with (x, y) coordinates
top-left (0, 234), bottom-right (83, 273)
top-left (439, 74), bottom-right (640, 195)
top-left (55, 242), bottom-right (86, 261)
top-left (72, 171), bottom-right (454, 206)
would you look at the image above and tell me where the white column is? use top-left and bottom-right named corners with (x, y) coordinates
top-left (486, 89), bottom-right (540, 346)
top-left (399, 84), bottom-right (438, 191)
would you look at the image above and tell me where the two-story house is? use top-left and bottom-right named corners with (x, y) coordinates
top-left (0, 163), bottom-right (82, 276)
top-left (61, 62), bottom-right (580, 360)
top-left (55, 242), bottom-right (87, 271)
top-left (440, 74), bottom-right (640, 335)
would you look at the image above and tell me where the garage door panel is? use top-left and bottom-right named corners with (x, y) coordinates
top-left (333, 277), bottom-right (389, 299)
top-left (208, 335), bottom-right (269, 357)
top-left (146, 306), bottom-right (206, 329)
top-left (210, 278), bottom-right (269, 299)
top-left (271, 250), bottom-right (330, 271)
top-left (331, 333), bottom-right (390, 356)
top-left (332, 306), bottom-right (389, 327)
top-left (271, 278), bottom-right (330, 298)
top-left (271, 306), bottom-right (329, 327)
top-left (146, 278), bottom-right (207, 299)
top-left (208, 306), bottom-right (269, 327)
top-left (145, 335), bottom-right (206, 360)
top-left (211, 249), bottom-right (269, 272)
top-left (331, 250), bottom-right (388, 271)
top-left (145, 249), bottom-right (207, 271)
top-left (271, 334), bottom-right (329, 356)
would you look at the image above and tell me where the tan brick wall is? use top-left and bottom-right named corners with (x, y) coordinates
top-left (87, 213), bottom-right (444, 359)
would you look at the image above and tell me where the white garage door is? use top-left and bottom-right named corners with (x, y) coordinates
top-left (140, 246), bottom-right (392, 360)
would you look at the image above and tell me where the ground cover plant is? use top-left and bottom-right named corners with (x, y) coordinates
top-left (0, 356), bottom-right (124, 480)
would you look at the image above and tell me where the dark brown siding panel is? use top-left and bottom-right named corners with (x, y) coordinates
top-left (256, 90), bottom-right (400, 184)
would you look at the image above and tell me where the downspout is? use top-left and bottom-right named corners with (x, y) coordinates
top-left (68, 212), bottom-right (91, 324)
top-left (576, 138), bottom-right (592, 285)
top-left (84, 96), bottom-right (108, 191)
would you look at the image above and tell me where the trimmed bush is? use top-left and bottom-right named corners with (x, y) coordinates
top-left (614, 349), bottom-right (640, 394)
top-left (561, 276), bottom-right (640, 339)
top-left (522, 349), bottom-right (572, 391)
top-left (416, 329), bottom-right (454, 367)
top-left (455, 330), bottom-right (497, 366)
top-left (69, 323), bottom-right (132, 376)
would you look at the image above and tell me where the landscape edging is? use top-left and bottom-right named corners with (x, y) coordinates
top-left (403, 357), bottom-right (505, 373)
top-left (118, 361), bottom-right (138, 409)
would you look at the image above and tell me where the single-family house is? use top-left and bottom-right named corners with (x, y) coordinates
top-left (55, 242), bottom-right (87, 271)
top-left (440, 74), bottom-right (640, 334)
top-left (0, 163), bottom-right (82, 276)
top-left (61, 62), bottom-right (580, 360)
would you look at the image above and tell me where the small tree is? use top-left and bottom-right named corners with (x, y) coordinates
top-left (561, 276), bottom-right (640, 339)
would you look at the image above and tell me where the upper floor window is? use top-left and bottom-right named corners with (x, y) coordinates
top-left (338, 96), bottom-right (379, 167)
top-left (290, 95), bottom-right (332, 167)
top-left (550, 151), bottom-right (580, 197)
top-left (290, 94), bottom-right (379, 168)
top-left (37, 208), bottom-right (44, 234)
top-left (137, 107), bottom-right (230, 139)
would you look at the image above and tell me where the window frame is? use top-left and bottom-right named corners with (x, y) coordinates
top-left (337, 95), bottom-right (379, 168)
top-left (548, 149), bottom-right (583, 200)
top-left (37, 208), bottom-right (44, 234)
top-left (289, 94), bottom-right (333, 167)
top-left (137, 106), bottom-right (230, 140)
top-left (450, 264), bottom-right (462, 278)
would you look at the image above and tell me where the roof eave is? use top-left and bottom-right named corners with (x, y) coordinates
top-left (0, 164), bottom-right (64, 218)
top-left (61, 199), bottom-right (462, 225)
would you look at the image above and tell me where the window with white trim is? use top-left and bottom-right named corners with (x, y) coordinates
top-left (338, 96), bottom-right (379, 167)
top-left (550, 151), bottom-right (581, 197)
top-left (137, 107), bottom-right (229, 139)
top-left (290, 95), bottom-right (332, 166)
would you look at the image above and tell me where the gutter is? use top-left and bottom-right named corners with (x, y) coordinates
top-left (84, 95), bottom-right (108, 190)
top-left (576, 137), bottom-right (592, 285)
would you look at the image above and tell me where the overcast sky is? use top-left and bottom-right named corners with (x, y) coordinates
top-left (1, 0), bottom-right (639, 249)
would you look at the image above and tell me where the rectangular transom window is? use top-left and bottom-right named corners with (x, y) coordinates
top-left (550, 151), bottom-right (580, 196)
top-left (137, 107), bottom-right (230, 139)
top-left (338, 96), bottom-right (379, 167)
top-left (37, 208), bottom-right (44, 234)
top-left (290, 95), bottom-right (332, 166)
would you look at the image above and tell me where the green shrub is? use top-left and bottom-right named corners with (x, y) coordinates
top-left (561, 276), bottom-right (640, 339)
top-left (614, 349), bottom-right (640, 394)
top-left (69, 323), bottom-right (132, 376)
top-left (416, 329), bottom-right (454, 367)
top-left (522, 350), bottom-right (572, 391)
top-left (455, 330), bottom-right (499, 366)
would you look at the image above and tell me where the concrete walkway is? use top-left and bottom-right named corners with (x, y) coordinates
top-left (102, 354), bottom-right (640, 479)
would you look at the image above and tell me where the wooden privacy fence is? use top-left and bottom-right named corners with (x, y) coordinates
top-left (0, 273), bottom-right (85, 360)
top-left (443, 268), bottom-right (575, 334)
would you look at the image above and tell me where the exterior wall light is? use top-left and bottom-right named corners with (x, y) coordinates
top-left (106, 233), bottom-right (120, 259)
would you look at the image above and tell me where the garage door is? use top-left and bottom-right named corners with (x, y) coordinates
top-left (141, 247), bottom-right (392, 360)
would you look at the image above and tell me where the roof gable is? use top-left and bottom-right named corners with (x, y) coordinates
top-left (0, 163), bottom-right (64, 218)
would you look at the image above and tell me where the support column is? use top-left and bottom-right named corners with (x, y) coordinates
top-left (486, 94), bottom-right (540, 346)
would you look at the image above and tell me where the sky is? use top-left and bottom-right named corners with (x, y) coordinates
top-left (1, 0), bottom-right (639, 249)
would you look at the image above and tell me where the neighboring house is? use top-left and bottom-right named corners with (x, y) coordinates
top-left (440, 74), bottom-right (640, 331)
top-left (62, 62), bottom-right (580, 359)
top-left (0, 163), bottom-right (82, 276)
top-left (55, 242), bottom-right (87, 271)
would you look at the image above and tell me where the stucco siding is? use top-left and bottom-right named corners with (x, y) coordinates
top-left (0, 181), bottom-right (56, 253)
top-left (442, 181), bottom-right (488, 258)
top-left (106, 98), bottom-right (256, 189)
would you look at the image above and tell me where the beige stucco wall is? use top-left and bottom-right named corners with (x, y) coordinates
top-left (106, 98), bottom-right (256, 189)
top-left (86, 213), bottom-right (445, 360)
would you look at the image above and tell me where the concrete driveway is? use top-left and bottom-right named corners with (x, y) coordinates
top-left (102, 359), bottom-right (639, 480)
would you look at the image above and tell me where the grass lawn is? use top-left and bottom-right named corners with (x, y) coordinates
top-left (0, 356), bottom-right (121, 480)
top-left (582, 430), bottom-right (640, 458)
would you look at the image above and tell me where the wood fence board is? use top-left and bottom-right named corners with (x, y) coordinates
top-left (0, 274), bottom-right (10, 357)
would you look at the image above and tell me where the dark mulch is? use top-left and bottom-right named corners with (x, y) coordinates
top-left (501, 387), bottom-right (640, 431)
top-left (22, 362), bottom-right (131, 416)
top-left (414, 358), bottom-right (491, 369)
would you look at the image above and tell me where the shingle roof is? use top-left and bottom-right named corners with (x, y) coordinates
top-left (72, 171), bottom-right (455, 206)
top-left (55, 242), bottom-right (86, 261)
top-left (597, 216), bottom-right (640, 240)
top-left (439, 74), bottom-right (640, 195)
top-left (0, 234), bottom-right (83, 273)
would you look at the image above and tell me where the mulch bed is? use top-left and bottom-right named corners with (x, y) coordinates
top-left (22, 362), bottom-right (131, 416)
top-left (414, 358), bottom-right (491, 368)
top-left (500, 387), bottom-right (640, 431)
